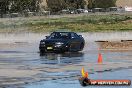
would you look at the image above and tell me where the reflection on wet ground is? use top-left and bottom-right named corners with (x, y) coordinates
top-left (0, 32), bottom-right (132, 88)
top-left (25, 69), bottom-right (132, 88)
top-left (39, 52), bottom-right (84, 65)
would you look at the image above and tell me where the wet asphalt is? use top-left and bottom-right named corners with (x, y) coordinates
top-left (0, 32), bottom-right (132, 88)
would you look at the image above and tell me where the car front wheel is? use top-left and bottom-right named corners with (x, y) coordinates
top-left (68, 44), bottom-right (79, 52)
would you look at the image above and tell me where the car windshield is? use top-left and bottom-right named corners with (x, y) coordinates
top-left (48, 32), bottom-right (70, 39)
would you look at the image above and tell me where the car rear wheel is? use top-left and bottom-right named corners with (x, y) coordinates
top-left (80, 43), bottom-right (84, 50)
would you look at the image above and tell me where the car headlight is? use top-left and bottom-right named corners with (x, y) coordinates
top-left (55, 42), bottom-right (64, 45)
top-left (40, 42), bottom-right (45, 44)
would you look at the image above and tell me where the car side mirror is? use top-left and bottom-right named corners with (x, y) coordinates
top-left (79, 35), bottom-right (82, 37)
top-left (45, 36), bottom-right (49, 39)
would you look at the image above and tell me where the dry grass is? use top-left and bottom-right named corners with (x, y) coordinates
top-left (0, 14), bottom-right (132, 33)
top-left (116, 0), bottom-right (132, 7)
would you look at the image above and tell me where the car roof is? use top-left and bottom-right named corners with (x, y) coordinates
top-left (53, 31), bottom-right (75, 33)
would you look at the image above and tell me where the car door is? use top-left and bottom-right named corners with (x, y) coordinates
top-left (69, 33), bottom-right (81, 51)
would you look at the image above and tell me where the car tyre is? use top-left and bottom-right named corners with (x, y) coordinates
top-left (80, 43), bottom-right (84, 50)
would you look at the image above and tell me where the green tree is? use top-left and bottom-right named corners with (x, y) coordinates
top-left (94, 0), bottom-right (117, 8)
top-left (0, 0), bottom-right (42, 17)
top-left (88, 0), bottom-right (117, 8)
top-left (0, 0), bottom-right (10, 17)
top-left (87, 0), bottom-right (94, 9)
top-left (46, 0), bottom-right (66, 12)
top-left (9, 0), bottom-right (41, 13)
top-left (47, 0), bottom-right (86, 12)
top-left (65, 0), bottom-right (86, 9)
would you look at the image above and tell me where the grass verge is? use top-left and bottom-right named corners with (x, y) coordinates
top-left (0, 14), bottom-right (132, 33)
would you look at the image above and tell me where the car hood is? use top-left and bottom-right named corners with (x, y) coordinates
top-left (41, 39), bottom-right (69, 43)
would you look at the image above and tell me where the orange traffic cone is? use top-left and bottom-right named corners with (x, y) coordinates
top-left (98, 53), bottom-right (103, 64)
top-left (85, 72), bottom-right (89, 78)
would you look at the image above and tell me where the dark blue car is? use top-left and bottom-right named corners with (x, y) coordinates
top-left (39, 32), bottom-right (85, 53)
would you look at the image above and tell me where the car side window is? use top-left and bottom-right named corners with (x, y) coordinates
top-left (49, 33), bottom-right (55, 39)
top-left (71, 33), bottom-right (79, 39)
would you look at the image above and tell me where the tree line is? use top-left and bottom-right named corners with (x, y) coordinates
top-left (0, 0), bottom-right (41, 17)
top-left (47, 0), bottom-right (117, 12)
top-left (46, 0), bottom-right (86, 12)
top-left (88, 0), bottom-right (117, 9)
top-left (0, 0), bottom-right (117, 17)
